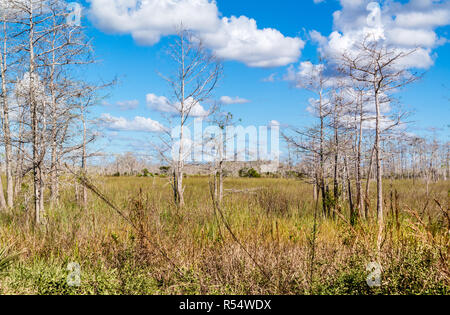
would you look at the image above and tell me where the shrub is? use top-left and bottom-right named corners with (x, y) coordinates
top-left (239, 168), bottom-right (261, 178)
top-left (159, 166), bottom-right (171, 175)
top-left (140, 169), bottom-right (154, 177)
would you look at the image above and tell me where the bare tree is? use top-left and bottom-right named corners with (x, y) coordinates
top-left (207, 110), bottom-right (236, 205)
top-left (340, 36), bottom-right (418, 231)
top-left (0, 0), bottom-right (106, 223)
top-left (284, 59), bottom-right (333, 217)
top-left (0, 0), bottom-right (23, 210)
top-left (156, 28), bottom-right (222, 208)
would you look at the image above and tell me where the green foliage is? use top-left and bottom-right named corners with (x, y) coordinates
top-left (239, 168), bottom-right (261, 178)
top-left (0, 246), bottom-right (19, 274)
top-left (159, 166), bottom-right (171, 175)
top-left (141, 169), bottom-right (154, 177)
top-left (315, 249), bottom-right (448, 295)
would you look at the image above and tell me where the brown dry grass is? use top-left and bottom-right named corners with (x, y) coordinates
top-left (0, 176), bottom-right (448, 295)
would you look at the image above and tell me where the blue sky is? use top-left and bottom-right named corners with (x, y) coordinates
top-left (78, 0), bottom-right (450, 156)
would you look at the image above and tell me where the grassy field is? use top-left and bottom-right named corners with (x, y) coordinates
top-left (0, 176), bottom-right (448, 295)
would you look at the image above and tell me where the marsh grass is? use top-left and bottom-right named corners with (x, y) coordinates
top-left (0, 177), bottom-right (448, 295)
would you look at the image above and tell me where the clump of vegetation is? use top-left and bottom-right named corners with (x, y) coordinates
top-left (140, 169), bottom-right (154, 177)
top-left (239, 168), bottom-right (261, 178)
top-left (0, 246), bottom-right (19, 274)
top-left (159, 166), bottom-right (171, 175)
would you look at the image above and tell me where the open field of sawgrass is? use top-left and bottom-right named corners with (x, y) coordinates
top-left (0, 176), bottom-right (448, 295)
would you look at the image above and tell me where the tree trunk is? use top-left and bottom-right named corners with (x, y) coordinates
top-left (0, 165), bottom-right (7, 210)
top-left (81, 109), bottom-right (88, 209)
top-left (364, 146), bottom-right (375, 219)
top-left (333, 112), bottom-right (339, 218)
top-left (176, 123), bottom-right (185, 208)
top-left (28, 4), bottom-right (42, 225)
top-left (218, 160), bottom-right (224, 204)
top-left (374, 88), bottom-right (383, 227)
top-left (175, 32), bottom-right (186, 209)
top-left (319, 90), bottom-right (327, 217)
top-left (14, 114), bottom-right (25, 200)
top-left (356, 96), bottom-right (364, 219)
top-left (374, 85), bottom-right (383, 256)
top-left (0, 19), bottom-right (13, 208)
top-left (344, 155), bottom-right (355, 225)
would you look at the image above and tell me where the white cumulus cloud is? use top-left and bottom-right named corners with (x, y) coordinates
top-left (87, 0), bottom-right (304, 67)
top-left (220, 96), bottom-right (250, 105)
top-left (103, 99), bottom-right (140, 111)
top-left (88, 0), bottom-right (219, 45)
top-left (146, 93), bottom-right (210, 117)
top-left (100, 113), bottom-right (165, 133)
top-left (310, 0), bottom-right (450, 69)
top-left (201, 16), bottom-right (304, 67)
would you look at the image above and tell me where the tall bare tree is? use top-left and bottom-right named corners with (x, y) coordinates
top-left (284, 60), bottom-right (333, 217)
top-left (1, 0), bottom-right (105, 223)
top-left (156, 28), bottom-right (222, 208)
top-left (0, 0), bottom-right (22, 210)
top-left (340, 36), bottom-right (418, 230)
top-left (207, 110), bottom-right (236, 205)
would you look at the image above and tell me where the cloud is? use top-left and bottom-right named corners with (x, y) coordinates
top-left (103, 99), bottom-right (139, 110)
top-left (310, 0), bottom-right (450, 69)
top-left (386, 28), bottom-right (437, 47)
top-left (146, 93), bottom-right (209, 117)
top-left (220, 96), bottom-right (250, 105)
top-left (262, 73), bottom-right (277, 82)
top-left (284, 61), bottom-right (343, 89)
top-left (100, 113), bottom-right (165, 133)
top-left (88, 0), bottom-right (304, 67)
top-left (145, 93), bottom-right (173, 113)
top-left (116, 99), bottom-right (139, 110)
top-left (88, 0), bottom-right (219, 45)
top-left (394, 8), bottom-right (450, 29)
top-left (201, 16), bottom-right (304, 67)
top-left (285, 61), bottom-right (325, 84)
